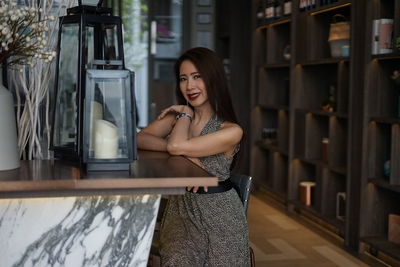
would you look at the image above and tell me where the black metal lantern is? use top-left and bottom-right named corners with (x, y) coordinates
top-left (51, 2), bottom-right (136, 171)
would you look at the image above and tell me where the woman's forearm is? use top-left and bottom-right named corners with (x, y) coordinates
top-left (167, 117), bottom-right (191, 155)
top-left (137, 132), bottom-right (168, 152)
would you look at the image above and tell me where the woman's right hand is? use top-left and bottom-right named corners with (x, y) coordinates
top-left (157, 105), bottom-right (193, 120)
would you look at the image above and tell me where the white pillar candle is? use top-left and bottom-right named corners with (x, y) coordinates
top-left (90, 101), bottom-right (103, 150)
top-left (94, 120), bottom-right (118, 159)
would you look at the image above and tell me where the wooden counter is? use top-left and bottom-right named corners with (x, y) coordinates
top-left (0, 150), bottom-right (218, 198)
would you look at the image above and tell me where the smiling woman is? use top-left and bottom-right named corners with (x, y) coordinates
top-left (137, 47), bottom-right (250, 266)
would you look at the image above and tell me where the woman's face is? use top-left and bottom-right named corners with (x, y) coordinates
top-left (179, 60), bottom-right (209, 107)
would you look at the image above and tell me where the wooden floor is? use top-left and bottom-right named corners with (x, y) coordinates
top-left (248, 192), bottom-right (374, 267)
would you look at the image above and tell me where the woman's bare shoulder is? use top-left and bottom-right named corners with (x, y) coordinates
top-left (220, 121), bottom-right (243, 140)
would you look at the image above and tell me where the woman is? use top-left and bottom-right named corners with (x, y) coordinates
top-left (137, 47), bottom-right (250, 266)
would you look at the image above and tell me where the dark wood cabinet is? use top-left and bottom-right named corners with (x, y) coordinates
top-left (251, 0), bottom-right (400, 265)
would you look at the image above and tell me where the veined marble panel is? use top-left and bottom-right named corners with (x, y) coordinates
top-left (0, 194), bottom-right (161, 267)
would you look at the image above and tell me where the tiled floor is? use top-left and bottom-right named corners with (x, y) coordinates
top-left (248, 193), bottom-right (371, 267)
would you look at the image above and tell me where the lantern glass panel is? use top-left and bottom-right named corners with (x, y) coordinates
top-left (53, 23), bottom-right (79, 148)
top-left (84, 70), bottom-right (131, 160)
top-left (104, 24), bottom-right (120, 60)
top-left (84, 26), bottom-right (95, 68)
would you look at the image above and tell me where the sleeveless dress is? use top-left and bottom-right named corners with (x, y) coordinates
top-left (159, 115), bottom-right (250, 267)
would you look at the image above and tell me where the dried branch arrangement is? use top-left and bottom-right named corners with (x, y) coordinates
top-left (3, 0), bottom-right (74, 160)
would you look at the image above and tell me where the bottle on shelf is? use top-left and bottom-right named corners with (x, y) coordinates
top-left (265, 0), bottom-right (275, 22)
top-left (256, 1), bottom-right (264, 26)
top-left (299, 0), bottom-right (305, 11)
top-left (274, 0), bottom-right (282, 19)
top-left (283, 0), bottom-right (292, 16)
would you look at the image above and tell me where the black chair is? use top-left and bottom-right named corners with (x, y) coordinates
top-left (148, 173), bottom-right (255, 267)
top-left (230, 173), bottom-right (253, 216)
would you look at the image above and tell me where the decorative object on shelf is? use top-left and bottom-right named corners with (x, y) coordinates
top-left (341, 45), bottom-right (350, 57)
top-left (321, 85), bottom-right (336, 112)
top-left (336, 192), bottom-right (346, 221)
top-left (396, 36), bottom-right (400, 52)
top-left (274, 0), bottom-right (282, 19)
top-left (283, 0), bottom-right (292, 16)
top-left (388, 214), bottom-right (400, 245)
top-left (261, 127), bottom-right (277, 145)
top-left (378, 19), bottom-right (394, 54)
top-left (322, 137), bottom-right (329, 163)
top-left (265, 0), bottom-right (275, 22)
top-left (371, 19), bottom-right (380, 55)
top-left (51, 1), bottom-right (137, 171)
top-left (328, 14), bottom-right (350, 58)
top-left (283, 45), bottom-right (291, 61)
top-left (256, 1), bottom-right (264, 26)
top-left (299, 181), bottom-right (315, 206)
top-left (383, 160), bottom-right (390, 178)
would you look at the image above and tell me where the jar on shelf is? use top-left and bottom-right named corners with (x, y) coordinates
top-left (299, 181), bottom-right (316, 206)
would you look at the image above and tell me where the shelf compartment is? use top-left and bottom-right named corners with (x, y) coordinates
top-left (360, 185), bottom-right (400, 245)
top-left (367, 121), bottom-right (400, 185)
top-left (294, 64), bottom-right (338, 110)
top-left (250, 146), bottom-right (274, 189)
top-left (321, 170), bottom-right (346, 223)
top-left (305, 113), bottom-right (329, 161)
top-left (366, 59), bottom-right (400, 118)
top-left (258, 68), bottom-right (290, 107)
top-left (303, 4), bottom-right (351, 61)
top-left (329, 116), bottom-right (347, 168)
top-left (291, 159), bottom-right (322, 212)
top-left (251, 106), bottom-right (278, 142)
top-left (265, 21), bottom-right (291, 64)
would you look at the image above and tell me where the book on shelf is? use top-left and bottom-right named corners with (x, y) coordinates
top-left (372, 18), bottom-right (394, 55)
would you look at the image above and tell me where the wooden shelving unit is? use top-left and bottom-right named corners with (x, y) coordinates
top-left (251, 0), bottom-right (400, 265)
top-left (358, 0), bottom-right (400, 264)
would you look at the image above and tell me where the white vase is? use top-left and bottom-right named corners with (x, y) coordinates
top-left (0, 67), bottom-right (20, 170)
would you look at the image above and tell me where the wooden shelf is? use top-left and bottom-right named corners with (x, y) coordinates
top-left (296, 108), bottom-right (348, 119)
top-left (256, 140), bottom-right (288, 156)
top-left (361, 237), bottom-right (400, 262)
top-left (299, 58), bottom-right (349, 66)
top-left (257, 17), bottom-right (292, 30)
top-left (370, 117), bottom-right (400, 125)
top-left (369, 178), bottom-right (400, 194)
top-left (308, 1), bottom-right (352, 16)
top-left (261, 63), bottom-right (290, 69)
top-left (372, 53), bottom-right (400, 61)
top-left (259, 104), bottom-right (289, 111)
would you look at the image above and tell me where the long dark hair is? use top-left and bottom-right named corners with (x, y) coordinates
top-left (174, 47), bottom-right (242, 169)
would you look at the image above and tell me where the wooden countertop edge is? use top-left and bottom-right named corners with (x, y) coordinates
top-left (0, 177), bottom-right (218, 192)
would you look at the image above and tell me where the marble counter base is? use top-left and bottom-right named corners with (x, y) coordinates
top-left (0, 194), bottom-right (161, 267)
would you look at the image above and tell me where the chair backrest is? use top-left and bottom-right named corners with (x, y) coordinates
top-left (230, 173), bottom-right (253, 215)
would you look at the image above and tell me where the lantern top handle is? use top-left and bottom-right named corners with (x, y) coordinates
top-left (78, 0), bottom-right (104, 8)
top-left (68, 0), bottom-right (112, 15)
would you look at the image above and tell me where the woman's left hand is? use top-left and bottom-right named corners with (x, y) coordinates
top-left (158, 105), bottom-right (193, 120)
top-left (185, 156), bottom-right (207, 193)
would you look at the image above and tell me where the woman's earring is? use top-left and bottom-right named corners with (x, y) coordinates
top-left (186, 100), bottom-right (189, 106)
